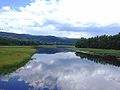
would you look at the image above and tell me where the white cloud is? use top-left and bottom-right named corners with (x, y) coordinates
top-left (2, 6), bottom-right (11, 11)
top-left (0, 0), bottom-right (120, 38)
top-left (56, 0), bottom-right (120, 26)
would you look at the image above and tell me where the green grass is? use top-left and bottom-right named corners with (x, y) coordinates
top-left (0, 46), bottom-right (36, 74)
top-left (67, 46), bottom-right (120, 60)
top-left (1, 45), bottom-right (119, 74)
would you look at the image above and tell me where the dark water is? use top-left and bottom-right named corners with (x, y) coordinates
top-left (1, 48), bottom-right (120, 90)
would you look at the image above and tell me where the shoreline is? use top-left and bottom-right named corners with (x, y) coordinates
top-left (0, 46), bottom-right (36, 74)
top-left (0, 45), bottom-right (120, 74)
top-left (67, 46), bottom-right (120, 61)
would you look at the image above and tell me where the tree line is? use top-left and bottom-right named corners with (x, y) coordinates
top-left (75, 33), bottom-right (120, 50)
top-left (0, 37), bottom-right (40, 45)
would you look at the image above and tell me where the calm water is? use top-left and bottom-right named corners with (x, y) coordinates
top-left (1, 48), bottom-right (120, 90)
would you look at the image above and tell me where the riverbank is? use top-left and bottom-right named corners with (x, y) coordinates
top-left (67, 46), bottom-right (120, 60)
top-left (36, 45), bottom-right (120, 60)
top-left (1, 45), bottom-right (120, 74)
top-left (0, 46), bottom-right (36, 74)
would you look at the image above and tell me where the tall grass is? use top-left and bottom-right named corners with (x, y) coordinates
top-left (0, 46), bottom-right (36, 74)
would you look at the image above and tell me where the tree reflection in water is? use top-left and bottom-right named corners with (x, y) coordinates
top-left (75, 52), bottom-right (120, 67)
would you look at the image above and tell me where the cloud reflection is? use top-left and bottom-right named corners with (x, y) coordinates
top-left (1, 52), bottom-right (120, 90)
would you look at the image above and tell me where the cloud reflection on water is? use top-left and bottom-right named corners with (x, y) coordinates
top-left (1, 52), bottom-right (120, 90)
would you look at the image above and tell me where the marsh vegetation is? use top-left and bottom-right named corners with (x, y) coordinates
top-left (0, 46), bottom-right (36, 74)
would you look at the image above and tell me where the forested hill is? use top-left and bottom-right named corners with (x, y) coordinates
top-left (0, 32), bottom-right (77, 45)
top-left (75, 33), bottom-right (120, 50)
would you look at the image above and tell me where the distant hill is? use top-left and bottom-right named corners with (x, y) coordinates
top-left (0, 32), bottom-right (77, 45)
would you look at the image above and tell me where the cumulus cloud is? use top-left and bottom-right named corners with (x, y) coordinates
top-left (2, 6), bottom-right (11, 11)
top-left (0, 0), bottom-right (120, 38)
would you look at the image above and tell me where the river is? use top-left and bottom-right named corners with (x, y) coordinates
top-left (0, 47), bottom-right (120, 90)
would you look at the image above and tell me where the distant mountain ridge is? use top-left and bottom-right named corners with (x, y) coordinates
top-left (0, 32), bottom-right (77, 45)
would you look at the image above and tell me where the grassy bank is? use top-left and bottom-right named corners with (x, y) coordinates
top-left (0, 46), bottom-right (36, 74)
top-left (35, 45), bottom-right (120, 60)
top-left (67, 46), bottom-right (120, 60)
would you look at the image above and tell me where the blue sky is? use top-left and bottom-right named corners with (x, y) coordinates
top-left (0, 0), bottom-right (31, 9)
top-left (0, 0), bottom-right (120, 38)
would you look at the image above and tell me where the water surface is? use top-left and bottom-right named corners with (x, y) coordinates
top-left (1, 48), bottom-right (120, 90)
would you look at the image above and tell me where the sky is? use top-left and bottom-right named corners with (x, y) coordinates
top-left (0, 0), bottom-right (120, 38)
